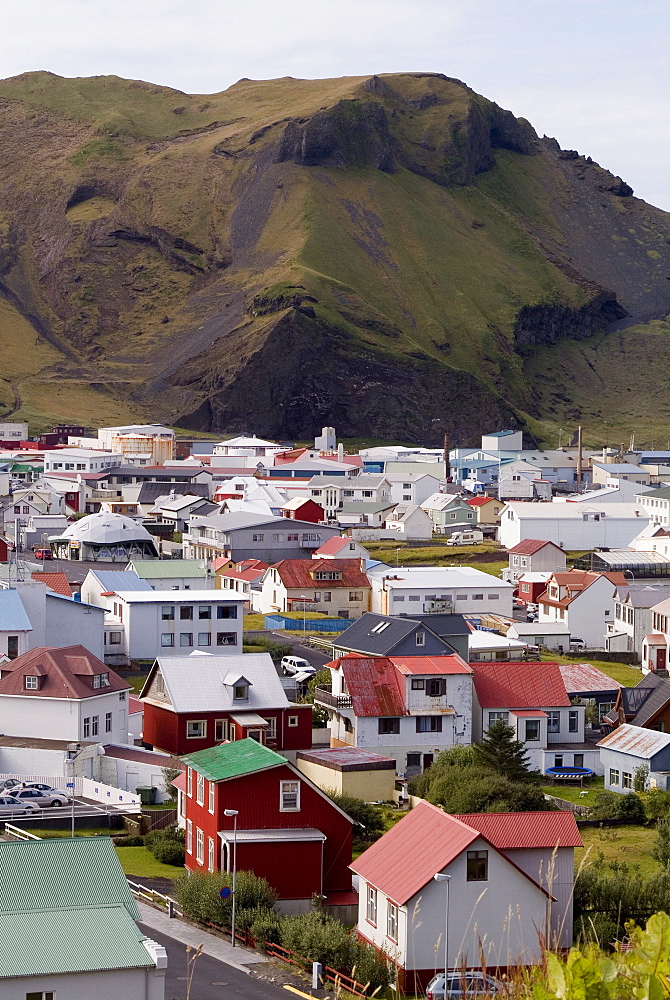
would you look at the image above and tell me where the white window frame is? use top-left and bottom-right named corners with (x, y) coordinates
top-left (366, 884), bottom-right (377, 925)
top-left (387, 900), bottom-right (398, 942)
top-left (187, 720), bottom-right (206, 739)
top-left (287, 715), bottom-right (299, 727)
top-left (196, 827), bottom-right (204, 865)
top-left (186, 819), bottom-right (193, 853)
top-left (609, 768), bottom-right (620, 785)
top-left (264, 717), bottom-right (277, 739)
top-left (208, 836), bottom-right (215, 872)
top-left (280, 779), bottom-right (300, 811)
top-left (187, 768), bottom-right (193, 797)
top-left (196, 773), bottom-right (205, 806)
top-left (209, 781), bottom-right (215, 814)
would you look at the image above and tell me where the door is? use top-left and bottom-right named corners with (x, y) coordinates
top-left (657, 649), bottom-right (667, 671)
top-left (422, 753), bottom-right (434, 771)
top-left (573, 754), bottom-right (584, 768)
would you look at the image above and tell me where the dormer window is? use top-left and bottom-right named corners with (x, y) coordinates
top-left (416, 632), bottom-right (425, 646)
top-left (314, 571), bottom-right (342, 581)
top-left (93, 672), bottom-right (110, 689)
top-left (234, 684), bottom-right (248, 701)
top-left (24, 675), bottom-right (39, 690)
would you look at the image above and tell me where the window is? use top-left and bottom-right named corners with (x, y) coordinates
top-left (180, 606), bottom-right (194, 620)
top-left (416, 716), bottom-right (442, 733)
top-left (264, 717), bottom-right (277, 739)
top-left (467, 850), bottom-right (488, 881)
top-left (574, 753), bottom-right (584, 768)
top-left (26, 993), bottom-right (54, 1000)
top-left (488, 711), bottom-right (508, 727)
top-left (415, 631), bottom-right (426, 647)
top-left (287, 715), bottom-right (299, 727)
top-left (24, 675), bottom-right (39, 690)
top-left (83, 717), bottom-right (90, 738)
top-left (473, 594), bottom-right (484, 601)
top-left (187, 768), bottom-right (192, 797)
top-left (547, 711), bottom-right (560, 734)
top-left (349, 591), bottom-right (363, 602)
top-left (456, 594), bottom-right (467, 601)
top-left (378, 718), bottom-right (401, 734)
top-left (209, 782), bottom-right (215, 813)
top-left (609, 768), bottom-right (620, 785)
top-left (411, 679), bottom-right (425, 690)
top-left (93, 672), bottom-right (110, 689)
top-left (199, 606), bottom-right (212, 619)
top-left (196, 773), bottom-right (205, 805)
top-left (180, 633), bottom-right (193, 647)
top-left (6, 636), bottom-right (18, 659)
top-left (109, 632), bottom-right (122, 645)
top-left (105, 712), bottom-right (112, 733)
top-left (217, 632), bottom-right (237, 646)
top-left (161, 605), bottom-right (175, 620)
top-left (366, 885), bottom-right (377, 925)
top-left (568, 710), bottom-right (579, 733)
top-left (252, 533), bottom-right (265, 541)
top-left (198, 632), bottom-right (211, 646)
top-left (324, 591), bottom-right (332, 602)
top-left (91, 716), bottom-right (99, 736)
top-left (406, 752), bottom-right (421, 768)
top-left (280, 780), bottom-right (300, 811)
top-left (187, 721), bottom-right (206, 739)
top-left (234, 684), bottom-right (248, 700)
top-left (488, 593), bottom-right (499, 601)
top-left (217, 606), bottom-right (237, 619)
top-left (196, 827), bottom-right (204, 865)
top-left (387, 901), bottom-right (398, 941)
top-left (622, 771), bottom-right (633, 789)
top-left (161, 633), bottom-right (175, 647)
top-left (208, 836), bottom-right (215, 872)
top-left (408, 594), bottom-right (420, 602)
top-left (362, 490), bottom-right (373, 498)
top-left (525, 719), bottom-right (540, 741)
top-left (426, 678), bottom-right (446, 697)
top-left (554, 754), bottom-right (564, 767)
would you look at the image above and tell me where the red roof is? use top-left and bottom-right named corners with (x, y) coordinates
top-left (274, 558), bottom-right (369, 589)
top-left (0, 645), bottom-right (130, 700)
top-left (351, 801), bottom-right (480, 903)
top-left (507, 539), bottom-right (563, 555)
top-left (466, 496), bottom-right (497, 507)
top-left (31, 572), bottom-right (72, 597)
top-left (172, 771), bottom-right (188, 793)
top-left (128, 696), bottom-right (144, 715)
top-left (340, 657), bottom-right (406, 717)
top-left (314, 536), bottom-right (357, 557)
top-left (471, 661), bottom-right (570, 708)
top-left (454, 811), bottom-right (582, 849)
top-left (390, 655), bottom-right (472, 676)
top-left (558, 662), bottom-right (621, 693)
top-left (509, 709), bottom-right (547, 718)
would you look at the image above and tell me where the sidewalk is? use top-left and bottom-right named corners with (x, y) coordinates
top-left (137, 900), bottom-right (270, 973)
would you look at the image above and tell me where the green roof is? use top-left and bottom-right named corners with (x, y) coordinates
top-left (0, 837), bottom-right (139, 920)
top-left (128, 558), bottom-right (207, 578)
top-left (0, 905), bottom-right (155, 978)
top-left (182, 737), bottom-right (286, 782)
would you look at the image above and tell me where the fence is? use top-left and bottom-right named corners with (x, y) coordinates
top-left (127, 878), bottom-right (183, 917)
top-left (3, 823), bottom-right (42, 841)
top-left (263, 942), bottom-right (369, 997)
top-left (81, 777), bottom-right (141, 810)
top-left (543, 794), bottom-right (590, 816)
top-left (265, 614), bottom-right (351, 633)
top-left (0, 773), bottom-right (84, 795)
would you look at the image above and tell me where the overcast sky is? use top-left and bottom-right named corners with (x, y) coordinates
top-left (3, 0), bottom-right (668, 209)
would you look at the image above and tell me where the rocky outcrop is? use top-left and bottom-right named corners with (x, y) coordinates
top-left (276, 100), bottom-right (396, 171)
top-left (513, 291), bottom-right (628, 351)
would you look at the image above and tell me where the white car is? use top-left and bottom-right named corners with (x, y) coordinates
top-left (10, 787), bottom-right (70, 808)
top-left (280, 655), bottom-right (316, 677)
top-left (0, 795), bottom-right (40, 817)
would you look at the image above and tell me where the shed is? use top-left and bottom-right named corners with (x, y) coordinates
top-left (598, 723), bottom-right (670, 791)
top-left (296, 747), bottom-right (396, 800)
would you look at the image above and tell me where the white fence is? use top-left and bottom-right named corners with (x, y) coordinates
top-left (0, 773), bottom-right (84, 794)
top-left (0, 773), bottom-right (140, 811)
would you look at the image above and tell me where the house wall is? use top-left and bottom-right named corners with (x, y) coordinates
top-left (185, 519), bottom-right (342, 563)
top-left (44, 597), bottom-right (105, 660)
top-left (502, 846), bottom-right (574, 950)
top-left (600, 745), bottom-right (670, 791)
top-left (1, 965), bottom-right (164, 1000)
top-left (0, 689), bottom-right (128, 743)
top-left (373, 579), bottom-right (513, 617)
top-left (507, 546), bottom-right (566, 583)
top-left (499, 508), bottom-right (651, 550)
top-left (539, 577), bottom-right (616, 648)
top-left (294, 759), bottom-right (396, 800)
top-left (0, 744), bottom-right (67, 776)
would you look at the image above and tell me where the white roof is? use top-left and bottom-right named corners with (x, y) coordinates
top-left (216, 436), bottom-right (282, 449)
top-left (366, 563), bottom-right (514, 589)
top-left (382, 472), bottom-right (440, 483)
top-left (598, 723), bottom-right (670, 758)
top-left (503, 502), bottom-right (650, 519)
top-left (44, 448), bottom-right (121, 459)
top-left (113, 589), bottom-right (245, 604)
top-left (101, 424), bottom-right (174, 435)
top-left (517, 571), bottom-right (553, 583)
top-left (57, 512), bottom-right (155, 544)
top-left (508, 622), bottom-right (571, 636)
top-left (145, 653), bottom-right (290, 712)
top-left (468, 630), bottom-right (528, 651)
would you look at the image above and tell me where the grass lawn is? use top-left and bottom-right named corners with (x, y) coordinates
top-left (115, 846), bottom-right (184, 879)
top-left (364, 539), bottom-right (507, 576)
top-left (18, 828), bottom-right (113, 839)
top-left (542, 776), bottom-right (604, 808)
top-left (124, 674), bottom-right (148, 694)
top-left (540, 652), bottom-right (641, 687)
top-left (575, 824), bottom-right (660, 877)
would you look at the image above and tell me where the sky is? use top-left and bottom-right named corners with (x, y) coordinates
top-left (2, 0), bottom-right (668, 209)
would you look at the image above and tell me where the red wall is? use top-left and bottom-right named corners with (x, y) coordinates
top-left (184, 763), bottom-right (352, 898)
top-left (282, 500), bottom-right (324, 523)
top-left (143, 703), bottom-right (312, 756)
top-left (142, 702), bottom-right (180, 752)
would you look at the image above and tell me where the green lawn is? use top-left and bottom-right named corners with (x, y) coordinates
top-left (17, 828), bottom-right (112, 839)
top-left (115, 846), bottom-right (184, 879)
top-left (540, 652), bottom-right (641, 687)
top-left (575, 824), bottom-right (660, 877)
top-left (542, 777), bottom-right (604, 808)
top-left (124, 674), bottom-right (148, 694)
top-left (364, 539), bottom-right (506, 575)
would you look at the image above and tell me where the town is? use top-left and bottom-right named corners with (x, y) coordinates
top-left (2, 419), bottom-right (670, 996)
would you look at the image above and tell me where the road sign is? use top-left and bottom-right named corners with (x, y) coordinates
top-left (66, 782), bottom-right (74, 788)
top-left (219, 887), bottom-right (232, 900)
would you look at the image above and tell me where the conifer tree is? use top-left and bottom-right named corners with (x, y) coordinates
top-left (472, 719), bottom-right (541, 784)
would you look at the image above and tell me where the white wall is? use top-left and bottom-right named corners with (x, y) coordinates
top-left (2, 965), bottom-right (165, 1000)
top-left (45, 596), bottom-right (106, 659)
top-left (0, 690), bottom-right (127, 744)
top-left (500, 506), bottom-right (651, 549)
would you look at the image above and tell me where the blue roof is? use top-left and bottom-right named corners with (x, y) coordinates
top-left (486, 430), bottom-right (518, 438)
top-left (0, 589), bottom-right (32, 631)
top-left (88, 570), bottom-right (153, 593)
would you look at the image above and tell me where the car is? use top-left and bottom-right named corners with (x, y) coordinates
top-left (9, 787), bottom-right (70, 808)
top-left (34, 547), bottom-right (52, 560)
top-left (0, 795), bottom-right (40, 817)
top-left (512, 597), bottom-right (525, 608)
top-left (280, 655), bottom-right (316, 676)
top-left (22, 781), bottom-right (71, 797)
top-left (526, 612), bottom-right (538, 622)
top-left (570, 637), bottom-right (586, 651)
top-left (526, 603), bottom-right (539, 612)
top-left (0, 778), bottom-right (22, 792)
top-left (426, 972), bottom-right (502, 999)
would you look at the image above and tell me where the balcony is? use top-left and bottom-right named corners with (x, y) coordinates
top-left (314, 686), bottom-right (352, 710)
top-left (300, 536), bottom-right (322, 549)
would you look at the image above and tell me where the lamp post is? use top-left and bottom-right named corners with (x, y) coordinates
top-left (224, 809), bottom-right (239, 946)
top-left (299, 595), bottom-right (310, 634)
top-left (433, 872), bottom-right (451, 991)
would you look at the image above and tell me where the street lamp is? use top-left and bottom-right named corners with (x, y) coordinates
top-left (434, 872), bottom-right (451, 992)
top-left (299, 595), bottom-right (310, 634)
top-left (224, 809), bottom-right (239, 947)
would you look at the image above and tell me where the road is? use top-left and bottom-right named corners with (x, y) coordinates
top-left (139, 923), bottom-right (288, 1000)
top-left (245, 630), bottom-right (332, 673)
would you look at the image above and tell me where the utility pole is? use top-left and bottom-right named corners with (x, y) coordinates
top-left (576, 426), bottom-right (583, 485)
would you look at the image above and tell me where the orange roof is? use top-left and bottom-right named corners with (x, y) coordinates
top-left (507, 539), bottom-right (563, 555)
top-left (466, 496), bottom-right (498, 507)
top-left (339, 657), bottom-right (406, 717)
top-left (539, 570), bottom-right (626, 608)
top-left (0, 645), bottom-right (129, 700)
top-left (471, 661), bottom-right (570, 708)
top-left (274, 558), bottom-right (369, 589)
top-left (314, 536), bottom-right (357, 556)
top-left (390, 654), bottom-right (472, 676)
top-left (31, 572), bottom-right (72, 597)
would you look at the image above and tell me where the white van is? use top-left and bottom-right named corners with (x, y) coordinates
top-left (280, 656), bottom-right (316, 677)
top-left (445, 529), bottom-right (484, 546)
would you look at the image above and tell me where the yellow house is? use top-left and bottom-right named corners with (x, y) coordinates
top-left (295, 747), bottom-right (396, 801)
top-left (466, 496), bottom-right (506, 525)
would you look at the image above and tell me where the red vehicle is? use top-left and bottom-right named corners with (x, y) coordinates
top-left (34, 548), bottom-right (52, 560)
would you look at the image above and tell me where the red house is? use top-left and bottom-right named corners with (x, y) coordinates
top-left (139, 653), bottom-right (312, 756)
top-left (178, 738), bottom-right (354, 905)
top-left (281, 497), bottom-right (324, 523)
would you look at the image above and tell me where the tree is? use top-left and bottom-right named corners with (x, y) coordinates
top-left (425, 765), bottom-right (551, 814)
top-left (653, 820), bottom-right (670, 867)
top-left (162, 766), bottom-right (182, 800)
top-left (327, 793), bottom-right (386, 846)
top-left (472, 720), bottom-right (542, 784)
top-left (634, 764), bottom-right (649, 793)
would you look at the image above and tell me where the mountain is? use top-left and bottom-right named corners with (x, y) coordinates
top-left (0, 70), bottom-right (669, 444)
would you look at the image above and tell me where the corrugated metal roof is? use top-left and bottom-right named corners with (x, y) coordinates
top-left (507, 539), bottom-right (562, 555)
top-left (88, 569), bottom-right (153, 593)
top-left (350, 800), bottom-right (480, 904)
top-left (558, 662), bottom-right (621, 694)
top-left (509, 709), bottom-right (547, 718)
top-left (0, 837), bottom-right (140, 919)
top-left (0, 905), bottom-right (155, 978)
top-left (471, 661), bottom-right (570, 708)
top-left (274, 559), bottom-right (369, 589)
top-left (454, 811), bottom-right (582, 849)
top-left (598, 723), bottom-right (670, 757)
top-left (0, 645), bottom-right (129, 700)
top-left (218, 828), bottom-right (326, 843)
top-left (30, 571), bottom-right (73, 596)
top-left (182, 736), bottom-right (286, 782)
top-left (297, 747), bottom-right (396, 771)
top-left (390, 654), bottom-right (472, 676)
top-left (0, 588), bottom-right (32, 631)
top-left (340, 656), bottom-right (406, 717)
top-left (128, 559), bottom-right (208, 579)
top-left (143, 653), bottom-right (290, 713)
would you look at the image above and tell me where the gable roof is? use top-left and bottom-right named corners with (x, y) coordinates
top-left (0, 645), bottom-right (129, 699)
top-left (86, 569), bottom-right (153, 594)
top-left (453, 811), bottom-right (582, 849)
top-left (507, 539), bottom-right (564, 556)
top-left (31, 571), bottom-right (73, 597)
top-left (471, 661), bottom-right (570, 708)
top-left (466, 496), bottom-right (500, 507)
top-left (0, 588), bottom-right (32, 631)
top-left (273, 558), bottom-right (369, 589)
top-left (335, 612), bottom-right (456, 655)
top-left (137, 481), bottom-right (210, 504)
top-left (140, 653), bottom-right (290, 712)
top-left (314, 536), bottom-right (359, 557)
top-left (539, 570), bottom-right (626, 609)
top-left (338, 656), bottom-right (406, 717)
top-left (390, 654), bottom-right (472, 676)
top-left (558, 662), bottom-right (621, 695)
top-left (598, 723), bottom-right (670, 758)
top-left (182, 736), bottom-right (286, 781)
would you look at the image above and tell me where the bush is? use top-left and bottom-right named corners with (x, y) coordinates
top-left (112, 835), bottom-right (145, 847)
top-left (326, 793), bottom-right (386, 846)
top-left (151, 838), bottom-right (185, 866)
top-left (424, 764), bottom-right (552, 814)
top-left (590, 791), bottom-right (646, 823)
top-left (172, 869), bottom-right (278, 927)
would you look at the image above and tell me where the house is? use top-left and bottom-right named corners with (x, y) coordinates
top-left (80, 569), bottom-right (245, 665)
top-left (125, 558), bottom-right (211, 591)
top-left (537, 569), bottom-right (627, 648)
top-left (367, 563), bottom-right (514, 617)
top-left (281, 497), bottom-right (325, 523)
top-left (43, 447), bottom-right (124, 473)
top-left (591, 462), bottom-right (651, 486)
top-left (558, 662), bottom-right (621, 725)
top-left (295, 747), bottom-right (396, 801)
top-left (420, 492), bottom-right (476, 534)
top-left (382, 472), bottom-right (442, 505)
top-left (312, 536), bottom-right (370, 561)
top-left (471, 661), bottom-right (594, 773)
top-left (498, 463), bottom-right (552, 502)
top-left (307, 475), bottom-right (391, 519)
top-left (0, 579), bottom-right (106, 660)
top-left (149, 492), bottom-right (216, 531)
top-left (216, 559), bottom-right (268, 607)
top-left (499, 501), bottom-right (651, 550)
top-left (258, 559), bottom-right (371, 618)
top-left (467, 628), bottom-right (529, 661)
top-left (50, 511), bottom-right (159, 561)
top-left (316, 652), bottom-right (473, 775)
top-left (466, 495), bottom-right (505, 526)
top-left (179, 738), bottom-right (354, 911)
top-left (333, 611), bottom-right (471, 661)
top-left (212, 434), bottom-right (284, 464)
top-left (30, 571), bottom-right (72, 598)
top-left (0, 644), bottom-right (130, 743)
top-left (599, 724), bottom-right (670, 791)
top-left (184, 511), bottom-right (341, 563)
top-left (516, 572), bottom-right (553, 605)
top-left (384, 504), bottom-right (434, 540)
top-left (635, 485), bottom-right (670, 526)
top-left (606, 673), bottom-right (670, 734)
top-left (504, 538), bottom-right (567, 584)
top-left (0, 837), bottom-right (166, 1000)
top-left (351, 800), bottom-right (580, 992)
top-left (139, 652), bottom-right (312, 756)
top-left (337, 500), bottom-right (397, 529)
top-left (506, 620), bottom-right (571, 652)
top-left (0, 588), bottom-right (33, 660)
top-left (97, 423), bottom-right (176, 465)
top-left (606, 584), bottom-right (667, 656)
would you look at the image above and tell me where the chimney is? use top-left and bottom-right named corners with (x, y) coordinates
top-left (443, 433), bottom-right (451, 480)
top-left (337, 443), bottom-right (344, 463)
top-left (576, 426), bottom-right (583, 484)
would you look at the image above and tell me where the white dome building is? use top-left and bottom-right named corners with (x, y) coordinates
top-left (50, 512), bottom-right (159, 562)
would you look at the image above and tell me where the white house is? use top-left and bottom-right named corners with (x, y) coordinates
top-left (504, 538), bottom-right (567, 584)
top-left (499, 501), bottom-right (651, 550)
top-left (0, 644), bottom-right (131, 744)
top-left (366, 563), bottom-right (514, 617)
top-left (384, 504), bottom-right (434, 540)
top-left (592, 463), bottom-right (652, 486)
top-left (635, 486), bottom-right (670, 527)
top-left (537, 569), bottom-right (626, 648)
top-left (43, 447), bottom-right (124, 473)
top-left (317, 652), bottom-right (473, 775)
top-left (258, 558), bottom-right (371, 618)
top-left (641, 596), bottom-right (670, 674)
top-left (0, 581), bottom-right (106, 661)
top-left (351, 800), bottom-right (580, 992)
top-left (383, 473), bottom-right (442, 505)
top-left (307, 475), bottom-right (391, 518)
top-left (599, 724), bottom-right (670, 792)
top-left (606, 584), bottom-right (668, 656)
top-left (312, 536), bottom-right (370, 561)
top-left (125, 558), bottom-right (211, 591)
